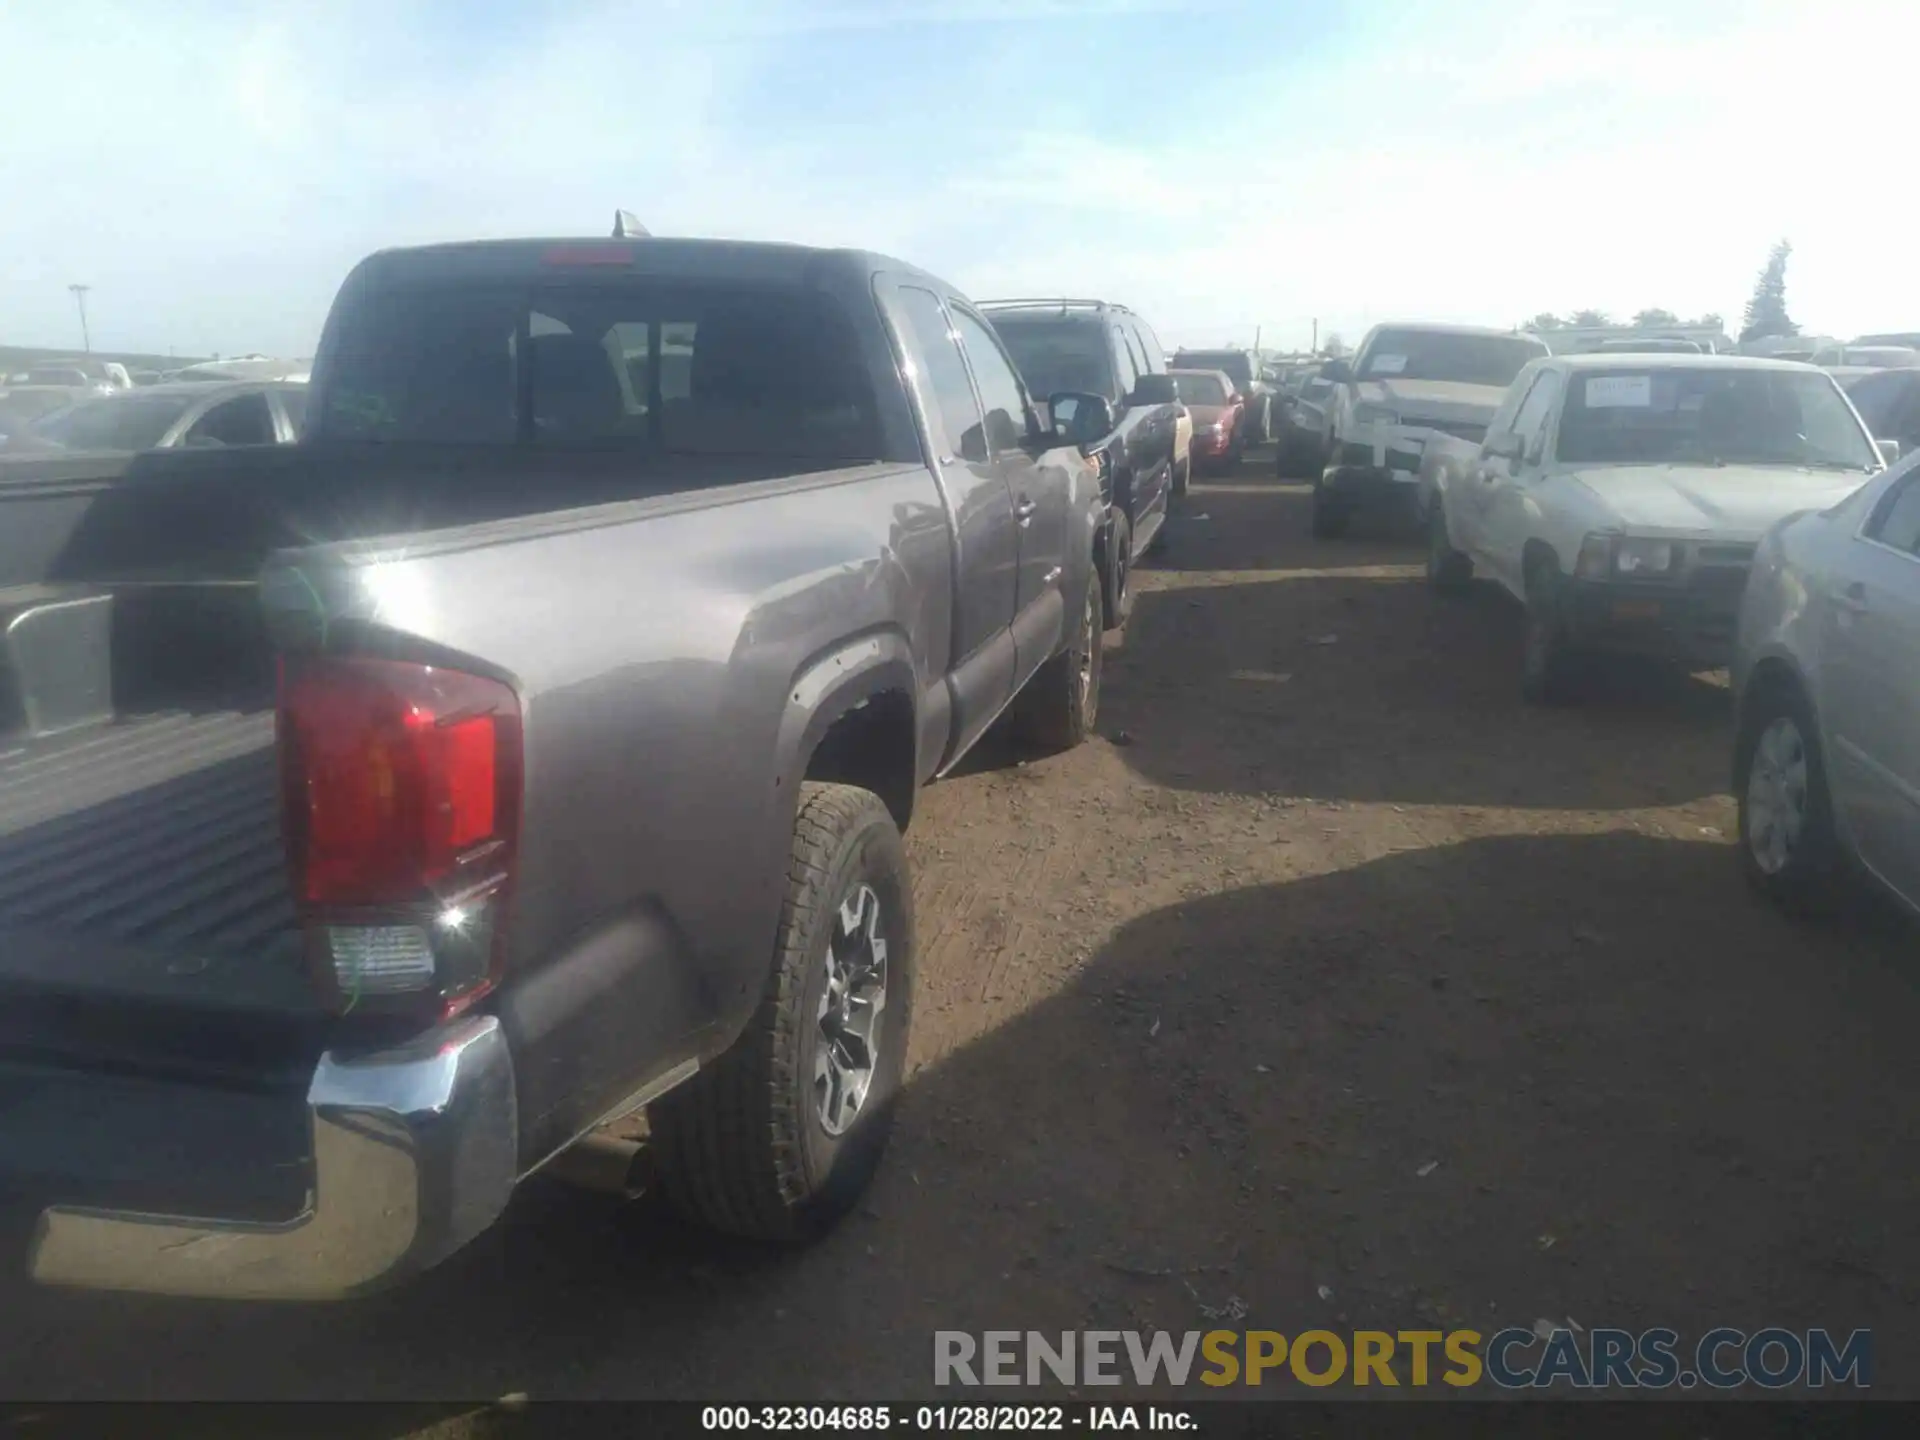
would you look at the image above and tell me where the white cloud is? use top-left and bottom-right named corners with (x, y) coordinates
top-left (0, 0), bottom-right (1910, 357)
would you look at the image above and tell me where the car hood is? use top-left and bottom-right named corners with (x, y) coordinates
top-left (1360, 378), bottom-right (1507, 425)
top-left (1562, 464), bottom-right (1874, 539)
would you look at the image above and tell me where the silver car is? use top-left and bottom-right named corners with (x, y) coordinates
top-left (1732, 449), bottom-right (1920, 918)
top-left (0, 379), bottom-right (307, 455)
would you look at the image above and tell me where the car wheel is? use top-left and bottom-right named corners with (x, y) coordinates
top-left (1309, 475), bottom-right (1350, 538)
top-left (1735, 681), bottom-right (1843, 915)
top-left (1015, 562), bottom-right (1103, 752)
top-left (1426, 500), bottom-right (1473, 595)
top-left (1101, 510), bottom-right (1134, 631)
top-left (1520, 556), bottom-right (1580, 705)
top-left (651, 781), bottom-right (914, 1241)
top-left (1172, 454), bottom-right (1190, 499)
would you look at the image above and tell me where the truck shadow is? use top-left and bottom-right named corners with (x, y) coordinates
top-left (2, 833), bottom-right (1915, 1407)
top-left (1104, 569), bottom-right (1732, 810)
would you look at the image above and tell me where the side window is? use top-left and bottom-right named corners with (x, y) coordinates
top-left (185, 392), bottom-right (276, 447)
top-left (898, 286), bottom-right (988, 464)
top-left (951, 306), bottom-right (1034, 456)
top-left (1127, 318), bottom-right (1164, 375)
top-left (276, 386), bottom-right (309, 439)
top-left (1511, 372), bottom-right (1563, 454)
top-left (1112, 325), bottom-right (1142, 399)
top-left (1868, 474), bottom-right (1920, 555)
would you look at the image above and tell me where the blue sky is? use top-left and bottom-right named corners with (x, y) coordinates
top-left (1, 0), bottom-right (1909, 358)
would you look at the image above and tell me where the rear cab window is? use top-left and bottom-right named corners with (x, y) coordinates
top-left (316, 279), bottom-right (884, 461)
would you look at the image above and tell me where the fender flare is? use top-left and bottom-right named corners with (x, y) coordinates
top-left (772, 628), bottom-right (922, 813)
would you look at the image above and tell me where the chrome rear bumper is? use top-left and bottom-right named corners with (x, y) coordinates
top-left (28, 1015), bottom-right (516, 1300)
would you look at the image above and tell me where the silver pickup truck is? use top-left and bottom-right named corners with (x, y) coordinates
top-left (0, 233), bottom-right (1112, 1300)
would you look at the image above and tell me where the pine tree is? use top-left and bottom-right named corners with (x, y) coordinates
top-left (1741, 241), bottom-right (1797, 342)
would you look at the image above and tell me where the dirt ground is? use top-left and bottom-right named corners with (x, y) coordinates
top-left (3, 450), bottom-right (1917, 1416)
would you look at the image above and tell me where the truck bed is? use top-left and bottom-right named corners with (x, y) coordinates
top-left (0, 709), bottom-right (323, 1081)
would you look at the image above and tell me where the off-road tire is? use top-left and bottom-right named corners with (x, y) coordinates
top-left (1734, 679), bottom-right (1844, 917)
top-left (651, 782), bottom-right (914, 1241)
top-left (1015, 563), bottom-right (1103, 752)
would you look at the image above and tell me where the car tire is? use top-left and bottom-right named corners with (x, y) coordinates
top-left (1426, 499), bottom-right (1473, 595)
top-left (651, 781), bottom-right (914, 1242)
top-left (1520, 556), bottom-right (1581, 705)
top-left (1101, 510), bottom-right (1134, 631)
top-left (1309, 475), bottom-right (1350, 538)
top-left (1734, 680), bottom-right (1843, 916)
top-left (1172, 454), bottom-right (1190, 499)
top-left (1015, 562), bottom-right (1103, 753)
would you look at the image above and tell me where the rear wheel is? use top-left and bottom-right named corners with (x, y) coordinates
top-left (1172, 453), bottom-right (1190, 499)
top-left (652, 782), bottom-right (914, 1241)
top-left (1015, 563), bottom-right (1102, 752)
top-left (1101, 511), bottom-right (1134, 631)
top-left (1735, 682), bottom-right (1843, 915)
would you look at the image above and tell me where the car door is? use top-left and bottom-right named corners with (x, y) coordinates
top-left (1821, 469), bottom-right (1920, 908)
top-left (949, 302), bottom-right (1069, 690)
top-left (1122, 318), bottom-right (1173, 532)
top-left (1462, 368), bottom-right (1559, 589)
top-left (890, 283), bottom-right (1021, 758)
top-left (1107, 321), bottom-right (1163, 552)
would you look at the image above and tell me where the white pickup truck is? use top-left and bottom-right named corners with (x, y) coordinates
top-left (1424, 353), bottom-right (1895, 703)
top-left (1308, 322), bottom-right (1548, 537)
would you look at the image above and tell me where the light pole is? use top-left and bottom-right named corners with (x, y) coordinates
top-left (68, 284), bottom-right (92, 353)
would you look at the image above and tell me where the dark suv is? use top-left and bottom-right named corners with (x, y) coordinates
top-left (981, 298), bottom-right (1181, 629)
top-left (1170, 347), bottom-right (1273, 444)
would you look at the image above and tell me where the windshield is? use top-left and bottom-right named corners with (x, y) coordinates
top-left (1173, 351), bottom-right (1252, 387)
top-left (25, 392), bottom-right (195, 451)
top-left (0, 389), bottom-right (79, 430)
top-left (1169, 372), bottom-right (1228, 406)
top-left (988, 318), bottom-right (1114, 399)
top-left (1359, 330), bottom-right (1546, 386)
top-left (317, 280), bottom-right (882, 459)
top-left (1842, 347), bottom-right (1917, 368)
top-left (1555, 367), bottom-right (1879, 469)
top-left (1844, 371), bottom-right (1918, 434)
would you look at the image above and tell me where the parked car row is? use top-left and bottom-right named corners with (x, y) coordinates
top-left (1385, 346), bottom-right (1917, 932)
top-left (0, 378), bottom-right (307, 455)
top-left (0, 231), bottom-right (1176, 1306)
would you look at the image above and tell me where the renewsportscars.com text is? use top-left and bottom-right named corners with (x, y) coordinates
top-left (934, 1327), bottom-right (1871, 1390)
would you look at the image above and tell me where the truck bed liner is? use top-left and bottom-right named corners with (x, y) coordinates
top-left (0, 710), bottom-right (297, 959)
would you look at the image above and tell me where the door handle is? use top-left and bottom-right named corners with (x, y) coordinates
top-left (1014, 498), bottom-right (1038, 523)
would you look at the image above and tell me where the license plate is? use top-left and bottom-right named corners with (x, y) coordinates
top-left (1612, 600), bottom-right (1662, 622)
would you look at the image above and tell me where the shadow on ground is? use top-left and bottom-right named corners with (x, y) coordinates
top-left (1107, 556), bottom-right (1732, 810)
top-left (2, 834), bottom-right (1914, 1410)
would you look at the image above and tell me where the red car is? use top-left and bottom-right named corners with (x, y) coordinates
top-left (1169, 368), bottom-right (1244, 472)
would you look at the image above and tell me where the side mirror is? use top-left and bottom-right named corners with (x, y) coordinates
top-left (1320, 359), bottom-right (1353, 383)
top-left (1484, 432), bottom-right (1525, 462)
top-left (1048, 391), bottom-right (1115, 448)
top-left (1130, 373), bottom-right (1177, 407)
top-left (1877, 438), bottom-right (1903, 465)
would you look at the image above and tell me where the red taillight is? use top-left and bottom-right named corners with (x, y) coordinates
top-left (278, 656), bottom-right (522, 1015)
